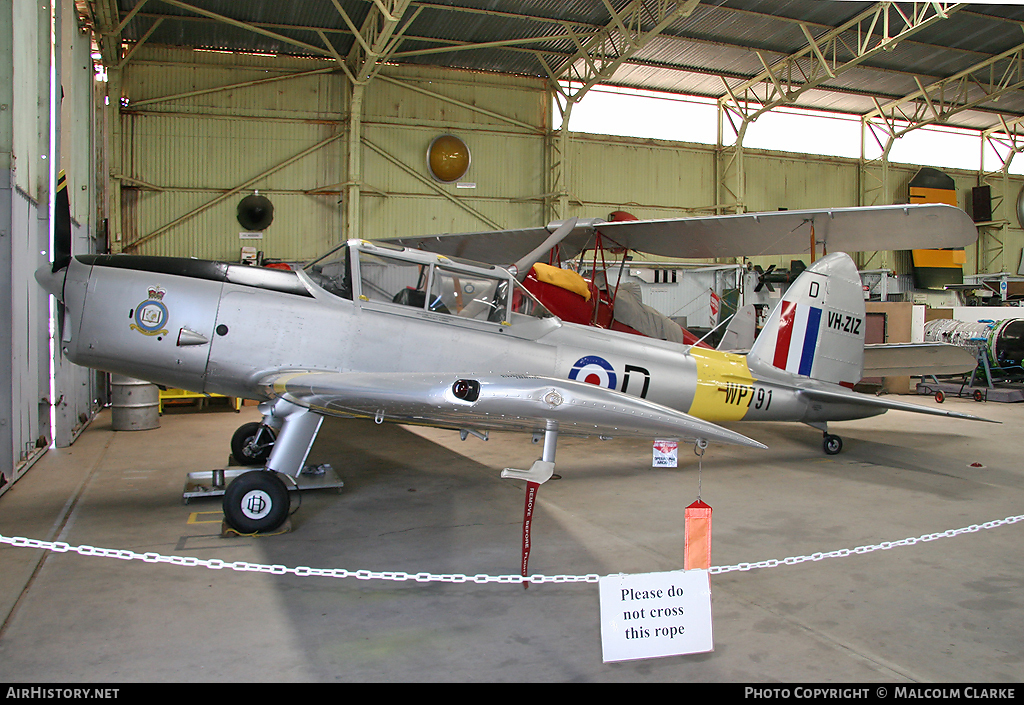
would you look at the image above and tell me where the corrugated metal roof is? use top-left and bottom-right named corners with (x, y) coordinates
top-left (91, 1), bottom-right (1024, 132)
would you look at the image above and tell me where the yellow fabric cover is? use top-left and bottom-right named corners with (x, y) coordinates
top-left (531, 262), bottom-right (591, 301)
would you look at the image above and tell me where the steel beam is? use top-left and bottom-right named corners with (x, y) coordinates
top-left (543, 0), bottom-right (699, 221)
top-left (719, 1), bottom-right (962, 214)
top-left (723, 2), bottom-right (963, 126)
top-left (975, 116), bottom-right (1024, 274)
top-left (861, 37), bottom-right (1024, 208)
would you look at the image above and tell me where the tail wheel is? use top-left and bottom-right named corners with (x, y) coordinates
top-left (823, 434), bottom-right (843, 455)
top-left (935, 390), bottom-right (945, 403)
top-left (222, 471), bottom-right (290, 534)
top-left (231, 421), bottom-right (276, 466)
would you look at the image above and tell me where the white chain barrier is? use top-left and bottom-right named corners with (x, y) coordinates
top-left (1, 513), bottom-right (1021, 585)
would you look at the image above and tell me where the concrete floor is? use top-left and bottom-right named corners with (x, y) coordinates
top-left (0, 393), bottom-right (1022, 683)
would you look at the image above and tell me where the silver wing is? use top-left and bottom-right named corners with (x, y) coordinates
top-left (258, 370), bottom-right (767, 449)
top-left (379, 204), bottom-right (977, 263)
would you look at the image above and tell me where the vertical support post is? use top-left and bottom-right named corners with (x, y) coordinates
top-left (106, 66), bottom-right (123, 252)
top-left (716, 98), bottom-right (747, 215)
top-left (345, 81), bottom-right (363, 241)
top-left (555, 102), bottom-right (572, 222)
top-left (977, 120), bottom-right (1020, 276)
top-left (546, 87), bottom-right (574, 224)
top-left (858, 116), bottom-right (895, 270)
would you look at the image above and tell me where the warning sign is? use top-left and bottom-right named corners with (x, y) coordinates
top-left (653, 438), bottom-right (678, 467)
top-left (599, 569), bottom-right (714, 662)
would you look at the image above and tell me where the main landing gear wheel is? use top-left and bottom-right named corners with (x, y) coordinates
top-left (222, 471), bottom-right (290, 534)
top-left (823, 434), bottom-right (843, 455)
top-left (231, 421), bottom-right (276, 466)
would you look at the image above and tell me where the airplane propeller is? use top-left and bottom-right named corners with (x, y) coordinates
top-left (53, 171), bottom-right (72, 273)
top-left (753, 264), bottom-right (776, 293)
top-left (36, 171), bottom-right (73, 354)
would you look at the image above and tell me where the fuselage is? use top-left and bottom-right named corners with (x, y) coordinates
top-left (49, 242), bottom-right (882, 430)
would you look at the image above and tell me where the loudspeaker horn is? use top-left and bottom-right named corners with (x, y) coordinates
top-left (237, 193), bottom-right (274, 231)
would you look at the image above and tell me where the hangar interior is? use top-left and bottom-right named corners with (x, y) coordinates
top-left (2, 0), bottom-right (1024, 682)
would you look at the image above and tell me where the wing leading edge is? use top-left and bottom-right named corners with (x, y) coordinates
top-left (258, 370), bottom-right (767, 449)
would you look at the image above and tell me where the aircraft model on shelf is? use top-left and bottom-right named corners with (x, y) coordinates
top-left (37, 175), bottom-right (990, 536)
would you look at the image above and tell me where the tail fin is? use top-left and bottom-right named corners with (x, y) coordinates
top-left (747, 252), bottom-right (865, 386)
top-left (717, 303), bottom-right (757, 351)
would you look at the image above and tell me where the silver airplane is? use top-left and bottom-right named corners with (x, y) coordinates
top-left (36, 174), bottom-right (990, 534)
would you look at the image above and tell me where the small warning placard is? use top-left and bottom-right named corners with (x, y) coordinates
top-left (653, 438), bottom-right (678, 467)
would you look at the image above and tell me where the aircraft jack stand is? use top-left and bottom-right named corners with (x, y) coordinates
top-left (502, 422), bottom-right (558, 588)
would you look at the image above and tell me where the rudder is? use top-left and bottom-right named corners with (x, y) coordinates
top-left (747, 252), bottom-right (865, 386)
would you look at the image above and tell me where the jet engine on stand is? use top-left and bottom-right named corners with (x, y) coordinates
top-left (920, 318), bottom-right (1024, 401)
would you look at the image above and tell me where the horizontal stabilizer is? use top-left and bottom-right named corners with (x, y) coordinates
top-left (796, 383), bottom-right (998, 423)
top-left (863, 342), bottom-right (978, 377)
top-left (259, 370), bottom-right (768, 449)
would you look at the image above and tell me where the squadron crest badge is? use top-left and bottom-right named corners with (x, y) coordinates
top-left (130, 286), bottom-right (169, 337)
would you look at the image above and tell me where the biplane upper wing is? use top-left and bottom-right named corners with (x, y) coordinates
top-left (379, 203), bottom-right (977, 263)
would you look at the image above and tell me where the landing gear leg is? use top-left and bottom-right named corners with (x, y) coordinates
top-left (806, 422), bottom-right (843, 455)
top-left (222, 399), bottom-right (323, 534)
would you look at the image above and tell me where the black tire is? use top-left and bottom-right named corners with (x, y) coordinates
top-left (823, 434), bottom-right (843, 455)
top-left (231, 421), bottom-right (275, 466)
top-left (222, 471), bottom-right (290, 534)
top-left (973, 390), bottom-right (984, 402)
top-left (935, 390), bottom-right (945, 403)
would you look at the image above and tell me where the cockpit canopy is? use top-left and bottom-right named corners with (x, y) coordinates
top-left (304, 240), bottom-right (553, 325)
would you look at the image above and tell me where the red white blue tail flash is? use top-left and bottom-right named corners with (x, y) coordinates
top-left (770, 300), bottom-right (823, 377)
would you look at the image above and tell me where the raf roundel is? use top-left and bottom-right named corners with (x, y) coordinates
top-left (568, 355), bottom-right (618, 390)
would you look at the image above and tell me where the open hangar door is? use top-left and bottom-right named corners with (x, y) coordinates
top-left (1, 0), bottom-right (54, 497)
top-left (0, 0), bottom-right (102, 498)
top-left (51, 0), bottom-right (105, 451)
